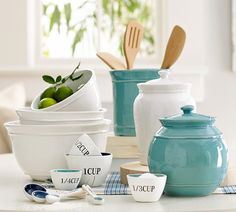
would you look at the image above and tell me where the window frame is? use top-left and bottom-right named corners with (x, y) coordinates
top-left (29, 0), bottom-right (168, 70)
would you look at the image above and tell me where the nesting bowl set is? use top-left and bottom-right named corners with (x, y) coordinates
top-left (5, 70), bottom-right (112, 186)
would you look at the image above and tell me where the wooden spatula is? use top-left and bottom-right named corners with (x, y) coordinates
top-left (161, 25), bottom-right (186, 69)
top-left (124, 21), bottom-right (144, 69)
top-left (96, 52), bottom-right (126, 70)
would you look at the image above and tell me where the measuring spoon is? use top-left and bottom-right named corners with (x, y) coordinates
top-left (32, 188), bottom-right (86, 204)
top-left (82, 184), bottom-right (104, 205)
top-left (24, 184), bottom-right (47, 201)
top-left (32, 190), bottom-right (62, 204)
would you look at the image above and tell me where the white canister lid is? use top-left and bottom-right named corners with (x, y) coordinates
top-left (137, 70), bottom-right (191, 93)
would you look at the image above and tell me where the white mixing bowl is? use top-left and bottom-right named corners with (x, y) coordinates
top-left (5, 120), bottom-right (111, 181)
top-left (16, 108), bottom-right (106, 125)
top-left (16, 108), bottom-right (107, 125)
top-left (31, 70), bottom-right (101, 111)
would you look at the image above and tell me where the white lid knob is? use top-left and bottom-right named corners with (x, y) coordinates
top-left (159, 70), bottom-right (170, 80)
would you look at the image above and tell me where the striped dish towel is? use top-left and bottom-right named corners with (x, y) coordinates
top-left (94, 172), bottom-right (236, 195)
top-left (93, 171), bottom-right (131, 195)
top-left (214, 185), bottom-right (236, 194)
top-left (42, 172), bottom-right (236, 195)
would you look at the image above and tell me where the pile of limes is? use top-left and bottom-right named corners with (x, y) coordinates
top-left (38, 62), bottom-right (83, 109)
top-left (38, 85), bottom-right (73, 109)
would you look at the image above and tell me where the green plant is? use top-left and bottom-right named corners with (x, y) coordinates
top-left (42, 62), bottom-right (83, 87)
top-left (101, 0), bottom-right (155, 55)
top-left (42, 0), bottom-right (155, 57)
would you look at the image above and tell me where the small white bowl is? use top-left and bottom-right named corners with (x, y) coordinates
top-left (31, 70), bottom-right (101, 111)
top-left (127, 173), bottom-right (167, 202)
top-left (65, 152), bottom-right (112, 187)
top-left (50, 169), bottom-right (82, 190)
top-left (16, 107), bottom-right (106, 125)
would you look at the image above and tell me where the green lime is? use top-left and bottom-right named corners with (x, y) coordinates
top-left (38, 98), bottom-right (57, 109)
top-left (40, 87), bottom-right (56, 100)
top-left (54, 86), bottom-right (73, 102)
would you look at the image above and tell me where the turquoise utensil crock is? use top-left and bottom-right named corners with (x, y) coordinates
top-left (110, 69), bottom-right (159, 136)
top-left (148, 105), bottom-right (228, 196)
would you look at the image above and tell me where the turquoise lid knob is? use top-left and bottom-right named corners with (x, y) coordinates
top-left (159, 105), bottom-right (216, 128)
top-left (181, 105), bottom-right (194, 115)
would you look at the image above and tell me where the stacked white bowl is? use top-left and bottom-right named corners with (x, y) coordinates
top-left (5, 70), bottom-right (111, 181)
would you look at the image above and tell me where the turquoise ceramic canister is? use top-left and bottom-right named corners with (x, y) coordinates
top-left (109, 69), bottom-right (159, 136)
top-left (148, 105), bottom-right (228, 197)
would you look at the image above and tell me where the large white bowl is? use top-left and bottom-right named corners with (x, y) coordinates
top-left (16, 107), bottom-right (106, 125)
top-left (31, 70), bottom-right (101, 111)
top-left (5, 120), bottom-right (111, 181)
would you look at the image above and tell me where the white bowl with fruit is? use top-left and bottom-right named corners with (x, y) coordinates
top-left (31, 64), bottom-right (101, 111)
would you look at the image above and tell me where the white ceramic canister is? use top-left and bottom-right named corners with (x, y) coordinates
top-left (133, 70), bottom-right (196, 165)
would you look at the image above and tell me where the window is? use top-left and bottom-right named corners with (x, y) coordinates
top-left (32, 0), bottom-right (165, 67)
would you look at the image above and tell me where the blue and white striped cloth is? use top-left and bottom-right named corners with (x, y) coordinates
top-left (94, 172), bottom-right (236, 195)
top-left (42, 171), bottom-right (236, 195)
top-left (214, 185), bottom-right (236, 194)
top-left (94, 171), bottom-right (131, 195)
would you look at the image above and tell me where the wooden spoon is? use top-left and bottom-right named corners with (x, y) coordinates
top-left (123, 21), bottom-right (144, 69)
top-left (96, 52), bottom-right (126, 70)
top-left (161, 25), bottom-right (186, 69)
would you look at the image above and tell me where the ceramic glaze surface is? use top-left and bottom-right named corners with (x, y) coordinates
top-left (148, 106), bottom-right (228, 196)
top-left (110, 69), bottom-right (159, 136)
top-left (134, 70), bottom-right (195, 165)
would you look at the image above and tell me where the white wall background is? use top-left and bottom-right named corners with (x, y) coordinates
top-left (200, 0), bottom-right (236, 166)
top-left (0, 0), bottom-right (235, 166)
top-left (166, 0), bottom-right (236, 166)
top-left (0, 1), bottom-right (27, 66)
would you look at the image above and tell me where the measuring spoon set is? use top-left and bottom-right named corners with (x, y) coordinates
top-left (24, 183), bottom-right (104, 205)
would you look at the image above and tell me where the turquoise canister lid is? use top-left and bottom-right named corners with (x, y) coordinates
top-left (160, 105), bottom-right (215, 128)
